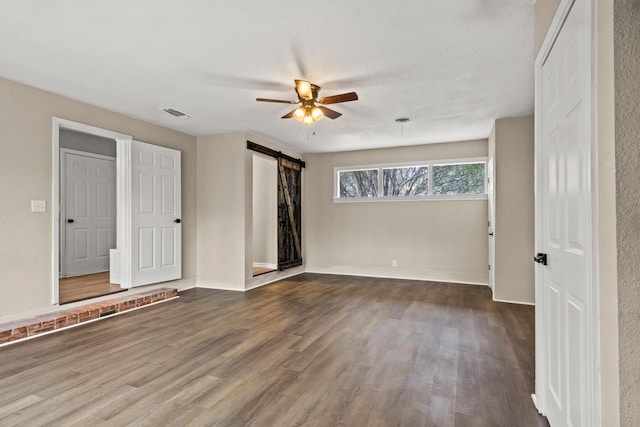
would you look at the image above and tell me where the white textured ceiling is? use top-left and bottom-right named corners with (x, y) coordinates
top-left (0, 0), bottom-right (534, 153)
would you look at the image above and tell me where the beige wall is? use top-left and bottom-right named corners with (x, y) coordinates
top-left (597, 0), bottom-right (621, 424)
top-left (490, 115), bottom-right (535, 304)
top-left (196, 132), bottom-right (304, 291)
top-left (534, 0), bottom-right (561, 57)
top-left (614, 0), bottom-right (640, 424)
top-left (0, 77), bottom-right (197, 321)
top-left (304, 140), bottom-right (489, 284)
top-left (60, 129), bottom-right (116, 157)
top-left (196, 132), bottom-right (247, 291)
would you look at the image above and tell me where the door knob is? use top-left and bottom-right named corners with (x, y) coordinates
top-left (67, 219), bottom-right (74, 223)
top-left (534, 253), bottom-right (548, 265)
top-left (174, 219), bottom-right (181, 224)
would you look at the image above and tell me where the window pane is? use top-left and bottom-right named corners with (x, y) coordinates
top-left (382, 166), bottom-right (429, 196)
top-left (338, 169), bottom-right (378, 198)
top-left (433, 162), bottom-right (485, 195)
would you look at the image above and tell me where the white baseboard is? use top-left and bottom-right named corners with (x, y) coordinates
top-left (304, 266), bottom-right (488, 287)
top-left (492, 296), bottom-right (535, 306)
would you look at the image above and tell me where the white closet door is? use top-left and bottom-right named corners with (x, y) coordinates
top-left (64, 152), bottom-right (116, 277)
top-left (129, 140), bottom-right (182, 287)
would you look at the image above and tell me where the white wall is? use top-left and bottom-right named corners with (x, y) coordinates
top-left (489, 115), bottom-right (535, 304)
top-left (0, 77), bottom-right (198, 321)
top-left (252, 154), bottom-right (277, 267)
top-left (304, 140), bottom-right (489, 285)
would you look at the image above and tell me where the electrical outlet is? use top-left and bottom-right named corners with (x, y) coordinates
top-left (392, 260), bottom-right (398, 267)
top-left (31, 200), bottom-right (46, 212)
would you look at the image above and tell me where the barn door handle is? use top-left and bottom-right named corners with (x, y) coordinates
top-left (534, 253), bottom-right (547, 265)
top-left (174, 219), bottom-right (181, 224)
top-left (488, 232), bottom-right (494, 236)
top-left (67, 219), bottom-right (74, 223)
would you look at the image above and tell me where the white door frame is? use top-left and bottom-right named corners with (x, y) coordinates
top-left (59, 148), bottom-right (116, 278)
top-left (52, 118), bottom-right (132, 304)
top-left (533, 0), bottom-right (600, 424)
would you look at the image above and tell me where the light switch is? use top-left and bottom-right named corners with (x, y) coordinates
top-left (31, 200), bottom-right (46, 213)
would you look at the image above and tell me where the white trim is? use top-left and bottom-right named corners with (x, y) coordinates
top-left (52, 117), bottom-right (132, 305)
top-left (245, 269), bottom-right (304, 291)
top-left (60, 148), bottom-right (116, 162)
top-left (115, 139), bottom-right (132, 288)
top-left (536, 0), bottom-right (576, 67)
top-left (332, 194), bottom-right (488, 203)
top-left (59, 148), bottom-right (116, 278)
top-left (534, 0), bottom-right (600, 424)
top-left (304, 269), bottom-right (488, 287)
top-left (492, 296), bottom-right (535, 306)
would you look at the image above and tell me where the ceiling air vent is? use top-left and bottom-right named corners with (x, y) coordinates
top-left (161, 107), bottom-right (191, 118)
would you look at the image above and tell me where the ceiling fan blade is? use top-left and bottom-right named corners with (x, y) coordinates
top-left (318, 106), bottom-right (342, 119)
top-left (256, 98), bottom-right (298, 104)
top-left (318, 92), bottom-right (358, 105)
top-left (295, 79), bottom-right (316, 100)
top-left (281, 108), bottom-right (298, 119)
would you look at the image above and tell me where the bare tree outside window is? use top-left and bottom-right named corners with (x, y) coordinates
top-left (339, 169), bottom-right (378, 198)
top-left (432, 162), bottom-right (485, 195)
top-left (383, 166), bottom-right (429, 196)
top-left (335, 159), bottom-right (486, 199)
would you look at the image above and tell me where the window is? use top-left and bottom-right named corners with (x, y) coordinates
top-left (382, 166), bottom-right (429, 196)
top-left (433, 162), bottom-right (486, 195)
top-left (338, 169), bottom-right (378, 198)
top-left (334, 158), bottom-right (486, 201)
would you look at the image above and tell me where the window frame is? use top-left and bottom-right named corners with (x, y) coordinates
top-left (333, 157), bottom-right (488, 203)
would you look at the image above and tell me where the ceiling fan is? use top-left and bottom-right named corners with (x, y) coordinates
top-left (256, 79), bottom-right (358, 125)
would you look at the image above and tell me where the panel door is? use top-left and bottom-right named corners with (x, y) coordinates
top-left (64, 152), bottom-right (116, 277)
top-left (540, 0), bottom-right (592, 425)
top-left (130, 140), bottom-right (181, 287)
top-left (487, 157), bottom-right (495, 290)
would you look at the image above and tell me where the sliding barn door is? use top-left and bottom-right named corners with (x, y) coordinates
top-left (277, 158), bottom-right (302, 269)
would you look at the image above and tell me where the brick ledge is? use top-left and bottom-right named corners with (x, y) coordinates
top-left (0, 288), bottom-right (178, 346)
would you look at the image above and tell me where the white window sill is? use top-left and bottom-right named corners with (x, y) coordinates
top-left (332, 194), bottom-right (488, 203)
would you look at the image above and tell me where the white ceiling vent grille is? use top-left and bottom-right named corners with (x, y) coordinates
top-left (161, 107), bottom-right (191, 118)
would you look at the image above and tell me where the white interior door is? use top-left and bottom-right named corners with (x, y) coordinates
top-left (63, 151), bottom-right (116, 277)
top-left (129, 140), bottom-right (182, 287)
top-left (538, 0), bottom-right (593, 425)
top-left (487, 157), bottom-right (495, 290)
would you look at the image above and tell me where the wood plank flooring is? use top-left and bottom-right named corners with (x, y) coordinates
top-left (59, 272), bottom-right (127, 304)
top-left (0, 273), bottom-right (548, 426)
top-left (252, 266), bottom-right (276, 277)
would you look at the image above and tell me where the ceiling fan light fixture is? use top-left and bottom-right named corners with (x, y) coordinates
top-left (293, 107), bottom-right (306, 121)
top-left (311, 106), bottom-right (324, 121)
top-left (303, 111), bottom-right (315, 125)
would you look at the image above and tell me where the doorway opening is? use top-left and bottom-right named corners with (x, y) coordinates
top-left (58, 130), bottom-right (125, 304)
top-left (52, 119), bottom-right (132, 305)
top-left (252, 153), bottom-right (278, 277)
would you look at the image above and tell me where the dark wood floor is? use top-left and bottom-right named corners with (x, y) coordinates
top-left (0, 273), bottom-right (547, 426)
